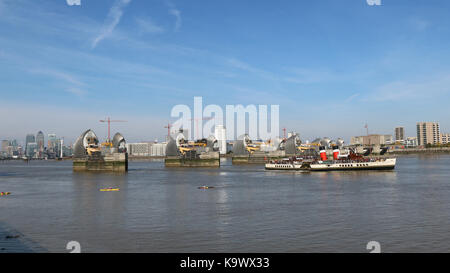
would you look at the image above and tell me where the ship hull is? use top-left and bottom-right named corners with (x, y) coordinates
top-left (265, 163), bottom-right (304, 170)
top-left (265, 158), bottom-right (396, 171)
top-left (309, 158), bottom-right (396, 171)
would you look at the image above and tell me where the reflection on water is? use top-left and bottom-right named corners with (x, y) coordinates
top-left (1, 155), bottom-right (450, 252)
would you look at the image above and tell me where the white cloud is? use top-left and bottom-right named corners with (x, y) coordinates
top-left (226, 58), bottom-right (277, 81)
top-left (92, 0), bottom-right (132, 48)
top-left (28, 68), bottom-right (88, 97)
top-left (66, 0), bottom-right (81, 6)
top-left (165, 0), bottom-right (182, 31)
top-left (135, 17), bottom-right (164, 34)
top-left (30, 69), bottom-right (84, 86)
top-left (344, 93), bottom-right (360, 102)
top-left (66, 87), bottom-right (87, 97)
top-left (169, 8), bottom-right (182, 31)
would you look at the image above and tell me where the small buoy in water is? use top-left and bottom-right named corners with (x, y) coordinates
top-left (100, 188), bottom-right (120, 192)
top-left (198, 186), bottom-right (214, 190)
top-left (0, 192), bottom-right (11, 196)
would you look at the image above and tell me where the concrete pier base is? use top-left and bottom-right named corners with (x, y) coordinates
top-left (165, 152), bottom-right (220, 167)
top-left (232, 151), bottom-right (291, 164)
top-left (73, 153), bottom-right (128, 172)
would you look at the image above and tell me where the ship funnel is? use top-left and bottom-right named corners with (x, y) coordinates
top-left (319, 146), bottom-right (327, 161)
top-left (332, 145), bottom-right (340, 160)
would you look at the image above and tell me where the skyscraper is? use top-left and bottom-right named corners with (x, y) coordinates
top-left (395, 127), bottom-right (405, 141)
top-left (417, 122), bottom-right (440, 146)
top-left (47, 134), bottom-right (59, 158)
top-left (26, 142), bottom-right (38, 158)
top-left (36, 131), bottom-right (45, 158)
top-left (25, 134), bottom-right (35, 156)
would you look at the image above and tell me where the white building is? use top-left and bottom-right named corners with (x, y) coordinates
top-left (214, 125), bottom-right (227, 155)
top-left (127, 142), bottom-right (167, 156)
top-left (150, 143), bottom-right (166, 156)
top-left (441, 133), bottom-right (450, 144)
top-left (405, 137), bottom-right (418, 147)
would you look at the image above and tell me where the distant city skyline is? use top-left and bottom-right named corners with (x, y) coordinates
top-left (1, 1), bottom-right (450, 143)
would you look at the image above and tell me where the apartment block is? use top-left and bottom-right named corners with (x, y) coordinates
top-left (416, 122), bottom-right (440, 146)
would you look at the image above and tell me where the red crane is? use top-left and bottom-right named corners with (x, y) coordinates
top-left (283, 128), bottom-right (287, 140)
top-left (99, 117), bottom-right (127, 143)
top-left (189, 117), bottom-right (214, 140)
top-left (164, 123), bottom-right (172, 139)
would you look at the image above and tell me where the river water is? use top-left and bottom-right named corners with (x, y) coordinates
top-left (1, 155), bottom-right (450, 253)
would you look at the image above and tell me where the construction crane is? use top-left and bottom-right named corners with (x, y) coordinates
top-left (189, 117), bottom-right (214, 140)
top-left (99, 117), bottom-right (127, 147)
top-left (282, 128), bottom-right (287, 140)
top-left (164, 123), bottom-right (172, 139)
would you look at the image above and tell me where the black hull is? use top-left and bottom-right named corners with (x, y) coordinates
top-left (265, 166), bottom-right (395, 171)
top-left (309, 166), bottom-right (395, 171)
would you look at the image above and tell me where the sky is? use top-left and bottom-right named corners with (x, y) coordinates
top-left (1, 0), bottom-right (450, 145)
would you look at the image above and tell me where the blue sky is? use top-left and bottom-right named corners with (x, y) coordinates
top-left (1, 0), bottom-right (450, 144)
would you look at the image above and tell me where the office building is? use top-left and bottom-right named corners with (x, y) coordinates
top-left (26, 142), bottom-right (38, 158)
top-left (36, 131), bottom-right (45, 158)
top-left (25, 134), bottom-right (35, 156)
top-left (47, 134), bottom-right (60, 156)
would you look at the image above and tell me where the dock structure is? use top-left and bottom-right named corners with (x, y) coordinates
top-left (164, 131), bottom-right (220, 167)
top-left (72, 129), bottom-right (128, 172)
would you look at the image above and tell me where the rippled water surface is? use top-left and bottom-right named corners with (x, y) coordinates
top-left (1, 155), bottom-right (450, 252)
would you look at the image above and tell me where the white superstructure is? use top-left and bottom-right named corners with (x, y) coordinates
top-left (309, 158), bottom-right (396, 171)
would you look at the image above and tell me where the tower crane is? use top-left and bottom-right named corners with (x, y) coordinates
top-left (99, 117), bottom-right (127, 147)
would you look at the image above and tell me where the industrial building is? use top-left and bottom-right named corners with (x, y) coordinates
top-left (350, 134), bottom-right (393, 146)
top-left (126, 142), bottom-right (167, 157)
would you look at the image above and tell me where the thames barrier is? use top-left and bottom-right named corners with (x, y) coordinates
top-left (72, 129), bottom-right (128, 172)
